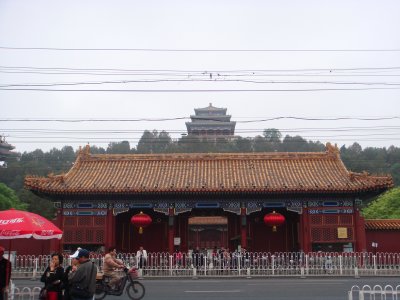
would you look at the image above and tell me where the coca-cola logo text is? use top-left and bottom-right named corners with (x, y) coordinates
top-left (0, 230), bottom-right (21, 236)
top-left (0, 218), bottom-right (24, 225)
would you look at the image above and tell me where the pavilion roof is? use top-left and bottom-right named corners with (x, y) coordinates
top-left (24, 143), bottom-right (393, 196)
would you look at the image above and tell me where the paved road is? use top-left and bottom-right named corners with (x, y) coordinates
top-left (13, 277), bottom-right (400, 300)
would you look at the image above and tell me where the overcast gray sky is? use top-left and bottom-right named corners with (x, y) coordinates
top-left (1, 0), bottom-right (400, 153)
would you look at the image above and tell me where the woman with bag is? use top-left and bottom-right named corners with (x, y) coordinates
top-left (40, 253), bottom-right (65, 300)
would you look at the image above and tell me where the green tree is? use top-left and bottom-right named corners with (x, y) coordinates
top-left (362, 187), bottom-right (400, 219)
top-left (263, 128), bottom-right (282, 143)
top-left (0, 182), bottom-right (27, 210)
top-left (17, 189), bottom-right (55, 219)
top-left (107, 141), bottom-right (131, 154)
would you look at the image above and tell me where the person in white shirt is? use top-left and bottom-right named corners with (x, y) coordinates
top-left (136, 247), bottom-right (147, 269)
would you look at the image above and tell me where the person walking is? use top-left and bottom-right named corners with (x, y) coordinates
top-left (0, 246), bottom-right (11, 300)
top-left (68, 249), bottom-right (97, 300)
top-left (40, 253), bottom-right (64, 300)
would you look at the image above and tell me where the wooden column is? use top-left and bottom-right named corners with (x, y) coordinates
top-left (300, 209), bottom-right (311, 253)
top-left (105, 208), bottom-right (115, 250)
top-left (52, 205), bottom-right (63, 252)
top-left (168, 208), bottom-right (175, 254)
top-left (240, 207), bottom-right (247, 249)
top-left (354, 209), bottom-right (367, 252)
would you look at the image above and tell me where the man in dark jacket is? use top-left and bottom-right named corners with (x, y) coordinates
top-left (68, 249), bottom-right (97, 300)
top-left (0, 246), bottom-right (11, 300)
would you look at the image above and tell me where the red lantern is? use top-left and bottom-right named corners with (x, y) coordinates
top-left (131, 211), bottom-right (152, 234)
top-left (263, 211), bottom-right (285, 232)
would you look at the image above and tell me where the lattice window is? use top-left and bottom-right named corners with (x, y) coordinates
top-left (339, 215), bottom-right (353, 225)
top-left (76, 230), bottom-right (83, 242)
top-left (310, 215), bottom-right (323, 225)
top-left (324, 215), bottom-right (338, 225)
top-left (64, 230), bottom-right (74, 243)
top-left (78, 217), bottom-right (92, 226)
top-left (311, 228), bottom-right (322, 241)
top-left (64, 217), bottom-right (76, 227)
top-left (95, 230), bottom-right (105, 243)
top-left (86, 229), bottom-right (94, 242)
top-left (322, 228), bottom-right (332, 241)
top-left (347, 228), bottom-right (354, 239)
top-left (94, 216), bottom-right (106, 226)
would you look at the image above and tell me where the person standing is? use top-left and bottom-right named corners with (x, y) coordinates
top-left (68, 249), bottom-right (97, 300)
top-left (0, 246), bottom-right (11, 300)
top-left (63, 248), bottom-right (81, 300)
top-left (136, 246), bottom-right (147, 269)
top-left (40, 253), bottom-right (64, 300)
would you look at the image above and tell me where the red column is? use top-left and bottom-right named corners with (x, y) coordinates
top-left (51, 208), bottom-right (63, 252)
top-left (240, 207), bottom-right (247, 249)
top-left (354, 209), bottom-right (366, 252)
top-left (105, 209), bottom-right (115, 250)
top-left (168, 208), bottom-right (175, 254)
top-left (300, 209), bottom-right (311, 253)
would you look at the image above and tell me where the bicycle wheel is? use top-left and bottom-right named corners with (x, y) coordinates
top-left (94, 282), bottom-right (107, 300)
top-left (126, 281), bottom-right (145, 300)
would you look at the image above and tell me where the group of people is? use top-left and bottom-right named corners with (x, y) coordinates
top-left (0, 245), bottom-right (148, 300)
top-left (40, 248), bottom-right (97, 300)
top-left (189, 246), bottom-right (251, 269)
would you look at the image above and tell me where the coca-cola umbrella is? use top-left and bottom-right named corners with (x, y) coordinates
top-left (0, 208), bottom-right (63, 256)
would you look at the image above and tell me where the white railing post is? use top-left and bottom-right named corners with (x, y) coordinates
top-left (272, 255), bottom-right (275, 276)
top-left (238, 254), bottom-right (241, 276)
top-left (339, 255), bottom-right (343, 276)
top-left (305, 254), bottom-right (309, 276)
top-left (246, 267), bottom-right (251, 278)
top-left (204, 256), bottom-right (207, 276)
top-left (300, 266), bottom-right (305, 278)
top-left (169, 255), bottom-right (173, 276)
top-left (373, 255), bottom-right (377, 275)
top-left (32, 258), bottom-right (38, 280)
top-left (192, 266), bottom-right (197, 279)
top-left (354, 266), bottom-right (359, 279)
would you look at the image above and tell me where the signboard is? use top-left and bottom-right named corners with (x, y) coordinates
top-left (337, 227), bottom-right (348, 239)
top-left (174, 237), bottom-right (181, 246)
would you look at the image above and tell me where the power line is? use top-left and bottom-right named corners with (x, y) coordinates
top-left (2, 87), bottom-right (400, 92)
top-left (2, 79), bottom-right (400, 88)
top-left (2, 65), bottom-right (400, 72)
top-left (1, 46), bottom-right (400, 52)
top-left (1, 116), bottom-right (399, 122)
top-left (3, 125), bottom-right (400, 133)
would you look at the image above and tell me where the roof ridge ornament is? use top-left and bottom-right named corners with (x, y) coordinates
top-left (325, 142), bottom-right (340, 157)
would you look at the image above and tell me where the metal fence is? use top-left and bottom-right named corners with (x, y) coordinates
top-left (348, 285), bottom-right (400, 300)
top-left (9, 251), bottom-right (400, 279)
top-left (4, 281), bottom-right (41, 300)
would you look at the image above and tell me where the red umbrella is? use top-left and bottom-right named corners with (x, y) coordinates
top-left (0, 208), bottom-right (62, 240)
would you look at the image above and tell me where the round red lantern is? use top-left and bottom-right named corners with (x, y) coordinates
top-left (131, 211), bottom-right (152, 234)
top-left (263, 211), bottom-right (285, 232)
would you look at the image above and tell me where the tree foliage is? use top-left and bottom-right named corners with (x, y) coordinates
top-left (0, 182), bottom-right (27, 210)
top-left (362, 187), bottom-right (400, 219)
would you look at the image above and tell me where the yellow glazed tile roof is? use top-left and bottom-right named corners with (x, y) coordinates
top-left (25, 143), bottom-right (393, 195)
top-left (365, 219), bottom-right (400, 230)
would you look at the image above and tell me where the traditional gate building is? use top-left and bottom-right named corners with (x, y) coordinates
top-left (25, 143), bottom-right (393, 254)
